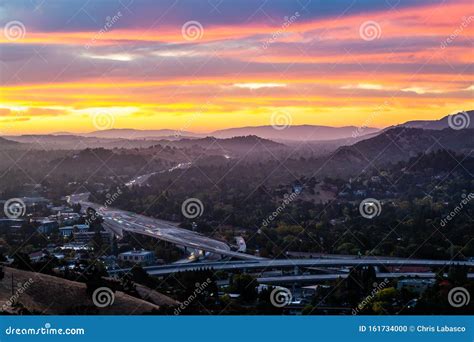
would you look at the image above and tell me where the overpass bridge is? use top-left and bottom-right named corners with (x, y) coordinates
top-left (257, 272), bottom-right (474, 285)
top-left (108, 257), bottom-right (474, 276)
top-left (68, 193), bottom-right (263, 261)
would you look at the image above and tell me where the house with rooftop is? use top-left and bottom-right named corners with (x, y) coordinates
top-left (118, 249), bottom-right (155, 265)
top-left (59, 224), bottom-right (89, 237)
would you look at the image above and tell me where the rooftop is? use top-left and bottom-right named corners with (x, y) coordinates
top-left (119, 250), bottom-right (154, 257)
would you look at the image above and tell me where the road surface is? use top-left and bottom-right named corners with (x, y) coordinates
top-left (257, 272), bottom-right (474, 284)
top-left (125, 162), bottom-right (192, 187)
top-left (108, 257), bottom-right (474, 276)
top-left (67, 193), bottom-right (262, 260)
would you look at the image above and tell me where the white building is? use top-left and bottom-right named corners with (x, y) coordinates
top-left (118, 250), bottom-right (155, 265)
top-left (59, 224), bottom-right (89, 237)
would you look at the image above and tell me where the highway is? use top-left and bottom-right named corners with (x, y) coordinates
top-left (67, 193), bottom-right (263, 260)
top-left (108, 257), bottom-right (474, 276)
top-left (125, 162), bottom-right (192, 187)
top-left (257, 272), bottom-right (474, 284)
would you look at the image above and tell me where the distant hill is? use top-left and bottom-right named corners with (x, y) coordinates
top-left (61, 126), bottom-right (380, 142)
top-left (5, 135), bottom-right (164, 150)
top-left (0, 136), bottom-right (21, 147)
top-left (155, 135), bottom-right (285, 156)
top-left (398, 110), bottom-right (474, 130)
top-left (326, 127), bottom-right (474, 175)
top-left (83, 128), bottom-right (200, 140)
top-left (211, 125), bottom-right (380, 141)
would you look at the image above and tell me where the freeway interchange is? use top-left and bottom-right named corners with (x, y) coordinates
top-left (109, 257), bottom-right (474, 276)
top-left (67, 193), bottom-right (263, 260)
top-left (68, 192), bottom-right (473, 285)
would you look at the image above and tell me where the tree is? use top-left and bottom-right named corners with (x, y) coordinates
top-left (302, 304), bottom-right (315, 315)
top-left (230, 273), bottom-right (257, 302)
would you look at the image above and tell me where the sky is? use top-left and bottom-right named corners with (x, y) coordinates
top-left (0, 0), bottom-right (473, 134)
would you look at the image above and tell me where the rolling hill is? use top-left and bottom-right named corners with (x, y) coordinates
top-left (211, 125), bottom-right (380, 141)
top-left (0, 267), bottom-right (176, 315)
top-left (322, 127), bottom-right (474, 176)
top-left (398, 110), bottom-right (473, 130)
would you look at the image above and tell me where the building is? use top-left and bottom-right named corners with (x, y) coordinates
top-left (29, 250), bottom-right (48, 263)
top-left (118, 250), bottom-right (155, 265)
top-left (60, 242), bottom-right (92, 251)
top-left (37, 219), bottom-right (59, 234)
top-left (51, 205), bottom-right (74, 214)
top-left (53, 212), bottom-right (80, 226)
top-left (396, 279), bottom-right (435, 294)
top-left (73, 230), bottom-right (111, 244)
top-left (0, 218), bottom-right (25, 229)
top-left (59, 224), bottom-right (89, 237)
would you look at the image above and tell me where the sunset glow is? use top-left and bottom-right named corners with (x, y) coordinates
top-left (0, 0), bottom-right (473, 134)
